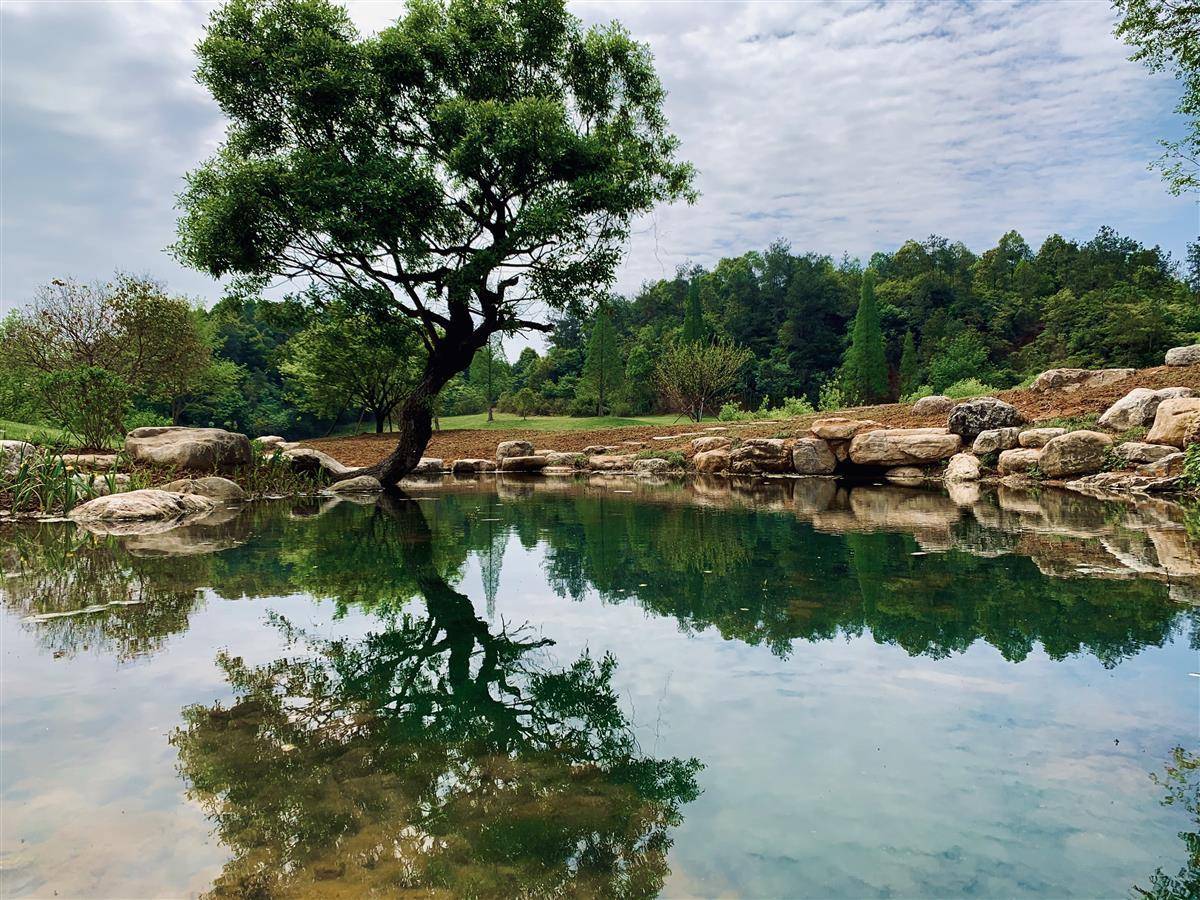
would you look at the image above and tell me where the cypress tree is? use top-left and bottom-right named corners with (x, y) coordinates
top-left (682, 279), bottom-right (705, 343)
top-left (898, 330), bottom-right (919, 397)
top-left (842, 270), bottom-right (889, 403)
top-left (581, 303), bottom-right (623, 415)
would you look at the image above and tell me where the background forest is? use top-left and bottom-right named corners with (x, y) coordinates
top-left (3, 226), bottom-right (1198, 443)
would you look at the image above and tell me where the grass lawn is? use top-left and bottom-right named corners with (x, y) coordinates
top-left (432, 412), bottom-right (711, 431)
top-left (0, 419), bottom-right (70, 444)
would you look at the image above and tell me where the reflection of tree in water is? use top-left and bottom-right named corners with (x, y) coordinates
top-left (1135, 746), bottom-right (1199, 899)
top-left (0, 524), bottom-right (208, 660)
top-left (171, 495), bottom-right (702, 899)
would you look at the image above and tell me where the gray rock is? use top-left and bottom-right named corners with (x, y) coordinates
top-left (1029, 368), bottom-right (1134, 393)
top-left (792, 438), bottom-right (837, 475)
top-left (61, 453), bottom-right (119, 472)
top-left (1018, 427), bottom-right (1066, 449)
top-left (730, 438), bottom-right (792, 474)
top-left (327, 475), bottom-right (383, 493)
top-left (256, 435), bottom-right (286, 447)
top-left (161, 476), bottom-right (246, 501)
top-left (944, 452), bottom-right (980, 483)
top-left (692, 435), bottom-right (733, 453)
top-left (496, 440), bottom-right (535, 461)
top-left (948, 398), bottom-right (1024, 441)
top-left (587, 454), bottom-right (635, 471)
top-left (1098, 387), bottom-right (1195, 431)
top-left (848, 429), bottom-right (962, 466)
top-left (1165, 344), bottom-right (1200, 366)
top-left (125, 427), bottom-right (252, 473)
top-left (810, 418), bottom-right (881, 441)
top-left (972, 427), bottom-right (1021, 454)
top-left (1038, 430), bottom-right (1112, 478)
top-left (498, 454), bottom-right (548, 472)
top-left (1146, 398), bottom-right (1200, 447)
top-left (693, 449), bottom-right (729, 473)
top-left (997, 448), bottom-right (1042, 475)
top-left (580, 445), bottom-right (617, 455)
top-left (282, 447), bottom-right (353, 477)
top-left (69, 489), bottom-right (215, 524)
top-left (633, 457), bottom-right (674, 475)
top-left (411, 457), bottom-right (444, 475)
top-left (912, 395), bottom-right (955, 415)
top-left (0, 440), bottom-right (38, 476)
top-left (73, 473), bottom-right (132, 497)
top-left (1114, 442), bottom-right (1180, 466)
top-left (1139, 452), bottom-right (1185, 477)
top-left (542, 451), bottom-right (583, 468)
top-left (451, 458), bottom-right (496, 474)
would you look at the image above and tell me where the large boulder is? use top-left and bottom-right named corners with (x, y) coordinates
top-left (542, 451), bottom-right (583, 468)
top-left (730, 438), bottom-right (792, 474)
top-left (691, 435), bottom-right (733, 454)
top-left (1098, 387), bottom-right (1195, 431)
top-left (912, 395), bottom-right (955, 415)
top-left (1146, 397), bottom-right (1200, 447)
top-left (69, 489), bottom-right (215, 524)
top-left (633, 457), bottom-right (674, 476)
top-left (587, 454), bottom-right (635, 471)
top-left (998, 448), bottom-right (1041, 475)
top-left (496, 440), bottom-right (535, 461)
top-left (0, 440), bottom-right (38, 476)
top-left (693, 449), bottom-right (730, 473)
top-left (1029, 368), bottom-right (1134, 393)
top-left (848, 428), bottom-right (962, 466)
top-left (1165, 344), bottom-right (1200, 366)
top-left (282, 447), bottom-right (353, 477)
top-left (944, 452), bottom-right (981, 483)
top-left (61, 453), bottom-right (119, 472)
top-left (972, 427), bottom-right (1021, 454)
top-left (498, 455), bottom-right (548, 472)
top-left (1038, 430), bottom-right (1112, 478)
top-left (1018, 427), bottom-right (1066, 449)
top-left (161, 476), bottom-right (246, 502)
top-left (327, 475), bottom-right (383, 493)
top-left (810, 418), bottom-right (881, 441)
top-left (1114, 441), bottom-right (1180, 466)
top-left (792, 438), bottom-right (836, 475)
top-left (411, 457), bottom-right (444, 475)
top-left (947, 398), bottom-right (1024, 441)
top-left (1139, 452), bottom-right (1185, 478)
top-left (125, 426), bottom-right (252, 473)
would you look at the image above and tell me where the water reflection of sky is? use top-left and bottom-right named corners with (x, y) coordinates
top-left (1, 483), bottom-right (1196, 898)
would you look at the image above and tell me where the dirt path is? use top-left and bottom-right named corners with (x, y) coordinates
top-left (307, 364), bottom-right (1200, 466)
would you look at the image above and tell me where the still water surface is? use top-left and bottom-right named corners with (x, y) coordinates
top-left (1, 477), bottom-right (1197, 898)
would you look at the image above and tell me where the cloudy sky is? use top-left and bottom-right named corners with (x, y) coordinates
top-left (2, 0), bottom-right (1195, 326)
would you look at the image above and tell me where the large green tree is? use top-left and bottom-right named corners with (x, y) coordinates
top-left (175, 0), bottom-right (693, 481)
top-left (840, 270), bottom-right (890, 404)
top-left (579, 301), bottom-right (623, 415)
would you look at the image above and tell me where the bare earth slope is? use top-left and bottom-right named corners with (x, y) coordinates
top-left (308, 364), bottom-right (1200, 466)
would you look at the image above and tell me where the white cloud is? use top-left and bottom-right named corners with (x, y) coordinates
top-left (1, 0), bottom-right (1193, 331)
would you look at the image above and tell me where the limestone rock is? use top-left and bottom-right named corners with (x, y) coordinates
top-left (1165, 344), bottom-right (1200, 366)
top-left (884, 466), bottom-right (926, 485)
top-left (947, 398), bottom-right (1024, 441)
top-left (792, 438), bottom-right (837, 475)
top-left (451, 458), bottom-right (497, 474)
top-left (1138, 452), bottom-right (1185, 478)
top-left (73, 473), bottom-right (132, 497)
top-left (692, 436), bottom-right (733, 453)
top-left (1029, 368), bottom-right (1134, 393)
top-left (1146, 398), bottom-right (1200, 447)
top-left (587, 454), bottom-right (635, 471)
top-left (1114, 442), bottom-right (1180, 466)
top-left (633, 457), bottom-right (674, 475)
top-left (161, 476), bottom-right (246, 501)
top-left (62, 453), bottom-right (119, 472)
top-left (972, 427), bottom-right (1021, 454)
top-left (693, 449), bottom-right (730, 473)
top-left (0, 440), bottom-right (39, 476)
top-left (282, 447), bottom-right (353, 477)
top-left (327, 475), bottom-right (383, 493)
top-left (581, 445), bottom-right (616, 455)
top-left (944, 452), bottom-right (980, 483)
top-left (848, 429), bottom-right (962, 466)
top-left (542, 451), bottom-right (583, 468)
top-left (70, 489), bottom-right (215, 524)
top-left (1098, 387), bottom-right (1195, 431)
top-left (1038, 430), bottom-right (1112, 478)
top-left (730, 438), bottom-right (792, 474)
top-left (256, 435), bottom-right (286, 447)
top-left (125, 427), bottom-right (252, 473)
top-left (1018, 427), bottom-right (1066, 449)
top-left (411, 457), bottom-right (444, 475)
top-left (498, 455), bottom-right (548, 472)
top-left (810, 418), bottom-right (881, 441)
top-left (496, 440), bottom-right (535, 461)
top-left (912, 395), bottom-right (955, 415)
top-left (998, 448), bottom-right (1042, 475)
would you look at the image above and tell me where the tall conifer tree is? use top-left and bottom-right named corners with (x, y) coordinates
top-left (682, 280), bottom-right (705, 343)
top-left (898, 331), bottom-right (919, 397)
top-left (841, 270), bottom-right (889, 403)
top-left (581, 303), bottom-right (623, 415)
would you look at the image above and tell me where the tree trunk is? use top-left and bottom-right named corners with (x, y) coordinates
top-left (487, 403), bottom-right (494, 422)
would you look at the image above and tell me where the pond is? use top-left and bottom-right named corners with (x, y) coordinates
top-left (1, 476), bottom-right (1197, 898)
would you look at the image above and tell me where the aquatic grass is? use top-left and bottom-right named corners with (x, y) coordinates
top-left (1, 449), bottom-right (149, 515)
top-left (237, 446), bottom-right (328, 497)
top-left (634, 449), bottom-right (686, 467)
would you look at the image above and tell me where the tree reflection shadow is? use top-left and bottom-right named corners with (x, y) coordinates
top-left (170, 493), bottom-right (702, 899)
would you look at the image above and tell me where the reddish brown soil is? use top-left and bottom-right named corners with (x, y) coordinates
top-left (306, 364), bottom-right (1200, 466)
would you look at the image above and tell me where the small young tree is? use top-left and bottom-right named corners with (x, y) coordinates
top-left (654, 339), bottom-right (752, 422)
top-left (469, 336), bottom-right (511, 422)
top-left (579, 303), bottom-right (623, 415)
top-left (512, 387), bottom-right (537, 419)
top-left (840, 270), bottom-right (889, 404)
top-left (283, 304), bottom-right (423, 433)
top-left (682, 279), bottom-right (705, 344)
top-left (898, 331), bottom-right (920, 397)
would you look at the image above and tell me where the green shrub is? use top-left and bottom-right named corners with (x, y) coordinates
top-left (901, 384), bottom-right (934, 403)
top-left (943, 378), bottom-right (1000, 400)
top-left (1182, 443), bottom-right (1200, 490)
top-left (126, 409), bottom-right (172, 430)
top-left (718, 402), bottom-right (749, 422)
top-left (778, 396), bottom-right (816, 418)
top-left (817, 382), bottom-right (848, 412)
top-left (38, 366), bottom-right (131, 448)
